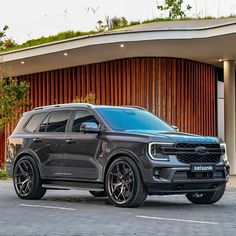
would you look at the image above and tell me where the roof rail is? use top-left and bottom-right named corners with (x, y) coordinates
top-left (123, 105), bottom-right (147, 111)
top-left (33, 103), bottom-right (93, 111)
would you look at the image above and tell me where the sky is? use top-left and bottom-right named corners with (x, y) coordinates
top-left (1, 0), bottom-right (236, 43)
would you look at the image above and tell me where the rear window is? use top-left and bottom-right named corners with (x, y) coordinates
top-left (25, 112), bottom-right (47, 132)
top-left (39, 110), bottom-right (71, 132)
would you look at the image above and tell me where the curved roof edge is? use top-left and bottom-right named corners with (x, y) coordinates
top-left (1, 18), bottom-right (236, 77)
top-left (1, 18), bottom-right (236, 59)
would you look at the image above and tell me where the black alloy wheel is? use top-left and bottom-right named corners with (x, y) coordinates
top-left (13, 156), bottom-right (46, 199)
top-left (106, 156), bottom-right (147, 207)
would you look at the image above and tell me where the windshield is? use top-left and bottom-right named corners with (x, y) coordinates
top-left (96, 107), bottom-right (175, 132)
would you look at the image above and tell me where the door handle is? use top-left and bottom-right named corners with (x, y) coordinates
top-left (33, 138), bottom-right (42, 143)
top-left (65, 139), bottom-right (76, 144)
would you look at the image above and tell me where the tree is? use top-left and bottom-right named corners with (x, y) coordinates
top-left (157, 0), bottom-right (192, 19)
top-left (0, 78), bottom-right (30, 132)
top-left (0, 25), bottom-right (9, 48)
top-left (102, 16), bottom-right (128, 30)
top-left (96, 16), bottom-right (128, 32)
top-left (0, 25), bottom-right (8, 40)
top-left (109, 16), bottom-right (128, 29)
top-left (96, 20), bottom-right (106, 32)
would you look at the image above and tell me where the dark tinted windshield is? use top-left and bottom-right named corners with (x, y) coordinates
top-left (96, 108), bottom-right (174, 132)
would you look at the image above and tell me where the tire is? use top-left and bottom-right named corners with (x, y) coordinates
top-left (13, 156), bottom-right (46, 200)
top-left (186, 183), bottom-right (226, 204)
top-left (105, 156), bottom-right (147, 207)
top-left (89, 191), bottom-right (107, 197)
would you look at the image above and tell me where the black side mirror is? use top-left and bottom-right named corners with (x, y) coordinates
top-left (80, 122), bottom-right (100, 134)
top-left (172, 125), bottom-right (179, 132)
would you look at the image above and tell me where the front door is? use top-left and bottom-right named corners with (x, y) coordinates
top-left (63, 110), bottom-right (101, 180)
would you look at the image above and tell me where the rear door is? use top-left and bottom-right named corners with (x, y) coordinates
top-left (32, 110), bottom-right (71, 178)
top-left (63, 109), bottom-right (102, 180)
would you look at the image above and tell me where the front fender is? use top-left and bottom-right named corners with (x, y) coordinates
top-left (102, 147), bottom-right (148, 181)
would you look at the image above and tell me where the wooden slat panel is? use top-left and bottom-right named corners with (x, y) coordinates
top-left (113, 61), bottom-right (118, 106)
top-left (173, 59), bottom-right (177, 125)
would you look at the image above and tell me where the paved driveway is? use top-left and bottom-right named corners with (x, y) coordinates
top-left (0, 180), bottom-right (236, 236)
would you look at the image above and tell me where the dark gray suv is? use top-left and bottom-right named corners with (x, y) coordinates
top-left (6, 104), bottom-right (230, 207)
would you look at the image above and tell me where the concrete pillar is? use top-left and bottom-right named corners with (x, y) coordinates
top-left (224, 60), bottom-right (236, 174)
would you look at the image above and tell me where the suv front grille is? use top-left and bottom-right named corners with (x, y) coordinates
top-left (176, 153), bottom-right (221, 164)
top-left (163, 143), bottom-right (222, 164)
top-left (176, 143), bottom-right (220, 149)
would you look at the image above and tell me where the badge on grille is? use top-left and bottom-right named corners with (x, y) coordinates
top-left (195, 146), bottom-right (209, 156)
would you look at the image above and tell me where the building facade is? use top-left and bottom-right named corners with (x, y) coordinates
top-left (0, 18), bottom-right (236, 173)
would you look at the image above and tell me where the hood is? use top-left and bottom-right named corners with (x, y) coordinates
top-left (125, 130), bottom-right (220, 143)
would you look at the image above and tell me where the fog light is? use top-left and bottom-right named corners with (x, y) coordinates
top-left (153, 168), bottom-right (161, 178)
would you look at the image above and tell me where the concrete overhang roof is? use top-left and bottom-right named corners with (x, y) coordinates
top-left (1, 18), bottom-right (236, 77)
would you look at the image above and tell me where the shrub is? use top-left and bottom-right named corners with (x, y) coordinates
top-left (0, 169), bottom-right (8, 180)
top-left (73, 92), bottom-right (96, 104)
top-left (0, 78), bottom-right (30, 132)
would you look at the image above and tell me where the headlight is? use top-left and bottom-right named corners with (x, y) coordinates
top-left (148, 142), bottom-right (174, 161)
top-left (220, 143), bottom-right (228, 161)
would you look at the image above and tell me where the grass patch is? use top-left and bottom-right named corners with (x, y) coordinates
top-left (0, 169), bottom-right (8, 180)
top-left (0, 30), bottom-right (97, 53)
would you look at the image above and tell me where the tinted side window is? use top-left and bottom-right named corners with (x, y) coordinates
top-left (72, 110), bottom-right (98, 132)
top-left (39, 110), bottom-right (71, 132)
top-left (39, 114), bottom-right (50, 132)
top-left (25, 112), bottom-right (47, 132)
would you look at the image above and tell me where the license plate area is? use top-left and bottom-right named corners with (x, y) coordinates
top-left (191, 164), bottom-right (215, 173)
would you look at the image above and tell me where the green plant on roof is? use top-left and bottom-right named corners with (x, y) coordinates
top-left (0, 26), bottom-right (18, 50)
top-left (157, 0), bottom-right (192, 19)
top-left (0, 30), bottom-right (97, 53)
top-left (108, 16), bottom-right (128, 29)
top-left (1, 14), bottom-right (236, 53)
top-left (96, 16), bottom-right (128, 31)
top-left (96, 20), bottom-right (107, 32)
top-left (1, 38), bottom-right (17, 50)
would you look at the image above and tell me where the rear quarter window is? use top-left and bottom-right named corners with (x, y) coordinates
top-left (24, 112), bottom-right (47, 132)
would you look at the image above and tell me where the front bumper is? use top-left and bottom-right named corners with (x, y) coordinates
top-left (146, 181), bottom-right (227, 195)
top-left (140, 157), bottom-right (230, 194)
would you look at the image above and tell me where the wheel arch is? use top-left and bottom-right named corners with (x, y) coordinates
top-left (103, 150), bottom-right (142, 182)
top-left (14, 150), bottom-right (43, 178)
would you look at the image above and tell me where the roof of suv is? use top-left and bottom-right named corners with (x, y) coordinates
top-left (33, 103), bottom-right (94, 110)
top-left (32, 103), bottom-right (147, 111)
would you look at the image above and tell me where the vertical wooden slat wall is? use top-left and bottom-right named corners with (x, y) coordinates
top-left (0, 57), bottom-right (216, 167)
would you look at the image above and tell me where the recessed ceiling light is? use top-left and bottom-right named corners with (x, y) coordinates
top-left (219, 59), bottom-right (223, 62)
top-left (20, 61), bottom-right (25, 64)
top-left (120, 44), bottom-right (124, 48)
top-left (64, 52), bottom-right (68, 56)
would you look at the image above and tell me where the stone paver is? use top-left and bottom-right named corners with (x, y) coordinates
top-left (0, 179), bottom-right (236, 236)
